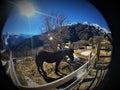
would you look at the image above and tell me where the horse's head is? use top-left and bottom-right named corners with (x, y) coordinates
top-left (66, 48), bottom-right (74, 62)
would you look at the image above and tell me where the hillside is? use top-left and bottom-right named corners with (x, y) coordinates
top-left (12, 22), bottom-right (109, 57)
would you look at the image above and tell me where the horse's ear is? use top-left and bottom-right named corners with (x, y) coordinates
top-left (69, 48), bottom-right (74, 53)
top-left (69, 45), bottom-right (74, 51)
top-left (72, 48), bottom-right (74, 53)
top-left (67, 41), bottom-right (72, 49)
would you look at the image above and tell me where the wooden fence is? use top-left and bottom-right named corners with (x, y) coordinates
top-left (7, 52), bottom-right (96, 90)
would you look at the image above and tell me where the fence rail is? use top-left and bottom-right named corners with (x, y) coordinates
top-left (8, 52), bottom-right (96, 90)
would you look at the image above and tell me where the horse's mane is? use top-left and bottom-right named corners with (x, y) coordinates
top-left (38, 48), bottom-right (73, 53)
top-left (36, 48), bottom-right (74, 59)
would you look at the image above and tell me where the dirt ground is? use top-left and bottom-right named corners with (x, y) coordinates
top-left (16, 59), bottom-right (72, 85)
top-left (14, 48), bottom-right (112, 89)
top-left (15, 49), bottom-right (88, 86)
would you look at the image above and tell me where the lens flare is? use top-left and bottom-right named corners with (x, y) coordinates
top-left (17, 1), bottom-right (36, 17)
top-left (8, 1), bottom-right (54, 18)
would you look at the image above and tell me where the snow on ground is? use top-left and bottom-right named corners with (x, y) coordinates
top-left (81, 50), bottom-right (95, 57)
top-left (73, 54), bottom-right (79, 62)
top-left (25, 76), bottom-right (40, 87)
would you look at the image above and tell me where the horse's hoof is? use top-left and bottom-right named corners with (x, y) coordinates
top-left (43, 72), bottom-right (47, 75)
top-left (55, 72), bottom-right (61, 76)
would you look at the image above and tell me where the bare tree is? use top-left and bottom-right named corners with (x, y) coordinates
top-left (42, 13), bottom-right (66, 51)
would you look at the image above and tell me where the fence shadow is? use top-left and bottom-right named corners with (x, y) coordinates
top-left (41, 74), bottom-right (63, 83)
top-left (79, 59), bottom-right (110, 90)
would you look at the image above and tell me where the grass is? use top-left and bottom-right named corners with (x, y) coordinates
top-left (15, 48), bottom-right (112, 86)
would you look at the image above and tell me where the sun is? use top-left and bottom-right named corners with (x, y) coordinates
top-left (17, 1), bottom-right (36, 17)
top-left (8, 0), bottom-right (53, 18)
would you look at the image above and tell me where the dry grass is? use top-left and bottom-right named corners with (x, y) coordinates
top-left (15, 49), bottom-right (89, 86)
top-left (16, 58), bottom-right (75, 85)
top-left (15, 48), bottom-right (111, 86)
top-left (100, 50), bottom-right (112, 56)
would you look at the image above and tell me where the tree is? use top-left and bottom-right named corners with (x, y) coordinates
top-left (42, 13), bottom-right (66, 51)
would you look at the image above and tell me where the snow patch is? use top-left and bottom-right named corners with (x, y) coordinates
top-left (25, 76), bottom-right (39, 87)
top-left (81, 50), bottom-right (95, 56)
top-left (73, 54), bottom-right (79, 62)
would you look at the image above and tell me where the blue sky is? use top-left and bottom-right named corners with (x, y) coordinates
top-left (2, 0), bottom-right (110, 35)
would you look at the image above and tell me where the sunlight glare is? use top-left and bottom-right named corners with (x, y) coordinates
top-left (18, 1), bottom-right (36, 17)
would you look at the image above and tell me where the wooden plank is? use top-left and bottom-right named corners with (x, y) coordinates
top-left (99, 56), bottom-right (111, 58)
top-left (99, 49), bottom-right (112, 51)
top-left (19, 62), bottom-right (89, 90)
top-left (9, 52), bottom-right (96, 90)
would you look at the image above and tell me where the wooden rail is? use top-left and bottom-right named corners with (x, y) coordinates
top-left (8, 52), bottom-right (96, 90)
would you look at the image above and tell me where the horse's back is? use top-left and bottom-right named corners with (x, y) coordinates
top-left (36, 49), bottom-right (73, 63)
top-left (36, 51), bottom-right (54, 62)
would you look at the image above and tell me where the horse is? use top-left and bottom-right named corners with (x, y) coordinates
top-left (35, 48), bottom-right (74, 76)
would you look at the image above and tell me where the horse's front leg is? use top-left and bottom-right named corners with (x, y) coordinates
top-left (55, 62), bottom-right (61, 75)
top-left (40, 62), bottom-right (47, 75)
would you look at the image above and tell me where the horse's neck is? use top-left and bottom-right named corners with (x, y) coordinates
top-left (61, 50), bottom-right (68, 57)
top-left (54, 50), bottom-right (63, 57)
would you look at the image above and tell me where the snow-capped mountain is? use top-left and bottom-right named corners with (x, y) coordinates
top-left (82, 21), bottom-right (89, 25)
top-left (100, 27), bottom-right (110, 33)
top-left (66, 22), bottom-right (81, 26)
top-left (1, 22), bottom-right (111, 56)
top-left (66, 21), bottom-right (110, 34)
top-left (83, 22), bottom-right (110, 33)
top-left (1, 32), bottom-right (34, 51)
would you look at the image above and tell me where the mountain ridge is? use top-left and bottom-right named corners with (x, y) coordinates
top-left (13, 22), bottom-right (109, 52)
top-left (1, 22), bottom-right (111, 57)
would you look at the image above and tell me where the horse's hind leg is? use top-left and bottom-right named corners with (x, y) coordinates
top-left (40, 63), bottom-right (47, 75)
top-left (37, 66), bottom-right (42, 75)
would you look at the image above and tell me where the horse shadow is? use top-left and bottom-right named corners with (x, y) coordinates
top-left (79, 58), bottom-right (110, 90)
top-left (40, 73), bottom-right (64, 83)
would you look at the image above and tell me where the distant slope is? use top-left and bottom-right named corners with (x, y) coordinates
top-left (13, 22), bottom-right (108, 55)
top-left (13, 35), bottom-right (44, 52)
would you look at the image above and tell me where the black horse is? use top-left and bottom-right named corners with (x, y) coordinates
top-left (35, 48), bottom-right (74, 75)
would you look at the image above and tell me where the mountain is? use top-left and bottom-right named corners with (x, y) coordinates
top-left (12, 22), bottom-right (109, 56)
top-left (1, 32), bottom-right (34, 51)
top-left (62, 22), bottom-right (105, 42)
top-left (13, 35), bottom-right (44, 52)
